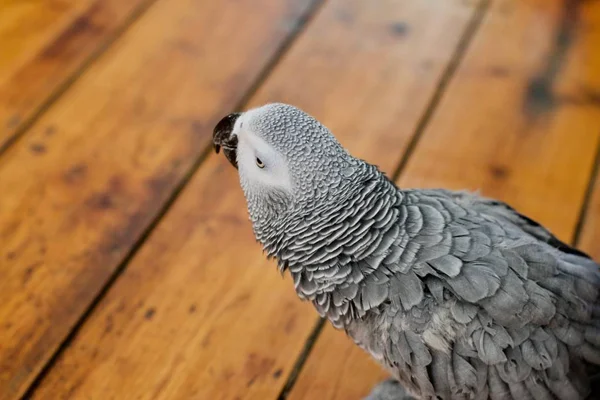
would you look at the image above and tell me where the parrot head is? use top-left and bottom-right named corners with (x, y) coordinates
top-left (213, 103), bottom-right (367, 241)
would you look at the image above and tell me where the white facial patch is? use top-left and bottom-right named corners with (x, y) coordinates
top-left (234, 112), bottom-right (293, 196)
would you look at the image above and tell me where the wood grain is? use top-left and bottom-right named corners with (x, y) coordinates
top-left (27, 0), bottom-right (481, 398)
top-left (0, 0), bottom-right (318, 398)
top-left (251, 0), bottom-right (483, 166)
top-left (579, 166), bottom-right (600, 261)
top-left (290, 0), bottom-right (600, 398)
top-left (572, 1), bottom-right (600, 260)
top-left (0, 0), bottom-right (152, 151)
top-left (288, 325), bottom-right (389, 400)
top-left (398, 0), bottom-right (600, 241)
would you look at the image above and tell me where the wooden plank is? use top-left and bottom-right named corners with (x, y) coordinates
top-left (287, 325), bottom-right (389, 400)
top-left (578, 166), bottom-right (600, 261)
top-left (0, 0), bottom-right (87, 77)
top-left (397, 0), bottom-right (600, 239)
top-left (0, 0), bottom-right (319, 398)
top-left (575, 0), bottom-right (600, 258)
top-left (0, 0), bottom-right (154, 151)
top-left (289, 0), bottom-right (600, 398)
top-left (27, 0), bottom-right (481, 398)
top-left (569, 0), bottom-right (600, 268)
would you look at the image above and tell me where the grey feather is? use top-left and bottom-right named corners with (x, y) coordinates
top-left (405, 330), bottom-right (432, 366)
top-left (521, 339), bottom-right (552, 370)
top-left (524, 375), bottom-right (554, 400)
top-left (462, 230), bottom-right (492, 262)
top-left (418, 204), bottom-right (446, 235)
top-left (412, 364), bottom-right (435, 397)
top-left (415, 235), bottom-right (451, 261)
top-left (521, 281), bottom-right (556, 325)
top-left (428, 254), bottom-right (463, 277)
top-left (545, 340), bottom-right (569, 381)
top-left (452, 235), bottom-right (472, 256)
top-left (451, 301), bottom-right (478, 324)
top-left (472, 357), bottom-right (489, 394)
top-left (430, 350), bottom-right (452, 398)
top-left (360, 278), bottom-right (389, 310)
top-left (480, 269), bottom-right (529, 325)
top-left (507, 325), bottom-right (532, 347)
top-left (389, 271), bottom-right (423, 311)
top-left (550, 313), bottom-right (584, 346)
top-left (425, 277), bottom-right (445, 304)
top-left (488, 366), bottom-right (512, 400)
top-left (218, 103), bottom-right (600, 400)
top-left (473, 326), bottom-right (508, 364)
top-left (447, 263), bottom-right (501, 303)
top-left (455, 337), bottom-right (479, 359)
top-left (501, 249), bottom-right (529, 279)
top-left (452, 351), bottom-right (478, 394)
top-left (507, 379), bottom-right (534, 400)
top-left (547, 376), bottom-right (581, 400)
top-left (406, 205), bottom-right (423, 236)
top-left (497, 346), bottom-right (531, 383)
top-left (585, 326), bottom-right (600, 346)
top-left (515, 244), bottom-right (558, 281)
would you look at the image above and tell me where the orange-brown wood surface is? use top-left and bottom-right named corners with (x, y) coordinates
top-left (0, 0), bottom-right (318, 398)
top-left (2, 0), bottom-right (600, 399)
top-left (25, 0), bottom-right (482, 398)
top-left (575, 0), bottom-right (600, 260)
top-left (289, 325), bottom-right (389, 400)
top-left (289, 0), bottom-right (600, 398)
top-left (0, 0), bottom-right (152, 151)
top-left (579, 169), bottom-right (600, 261)
top-left (398, 0), bottom-right (600, 241)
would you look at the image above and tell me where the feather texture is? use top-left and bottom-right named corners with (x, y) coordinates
top-left (288, 187), bottom-right (600, 399)
top-left (223, 104), bottom-right (600, 400)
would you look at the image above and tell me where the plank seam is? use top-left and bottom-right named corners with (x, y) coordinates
top-left (390, 0), bottom-right (492, 182)
top-left (572, 132), bottom-right (600, 246)
top-left (277, 318), bottom-right (326, 400)
top-left (18, 1), bottom-right (326, 398)
top-left (277, 1), bottom-right (492, 398)
top-left (231, 0), bottom-right (327, 111)
top-left (0, 0), bottom-right (160, 158)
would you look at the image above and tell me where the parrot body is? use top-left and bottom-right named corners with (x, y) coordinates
top-left (213, 103), bottom-right (600, 399)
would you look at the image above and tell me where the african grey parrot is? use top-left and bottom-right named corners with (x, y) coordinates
top-left (212, 103), bottom-right (600, 399)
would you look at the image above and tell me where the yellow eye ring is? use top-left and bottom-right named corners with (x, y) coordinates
top-left (256, 157), bottom-right (265, 169)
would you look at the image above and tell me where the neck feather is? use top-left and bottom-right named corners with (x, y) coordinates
top-left (260, 165), bottom-right (403, 300)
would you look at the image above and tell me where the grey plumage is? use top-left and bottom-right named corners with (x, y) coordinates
top-left (213, 103), bottom-right (600, 399)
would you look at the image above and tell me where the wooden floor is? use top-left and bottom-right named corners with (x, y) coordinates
top-left (1, 0), bottom-right (600, 399)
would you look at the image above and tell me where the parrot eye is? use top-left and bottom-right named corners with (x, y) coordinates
top-left (256, 157), bottom-right (265, 169)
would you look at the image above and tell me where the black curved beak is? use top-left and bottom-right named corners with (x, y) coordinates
top-left (213, 112), bottom-right (241, 169)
